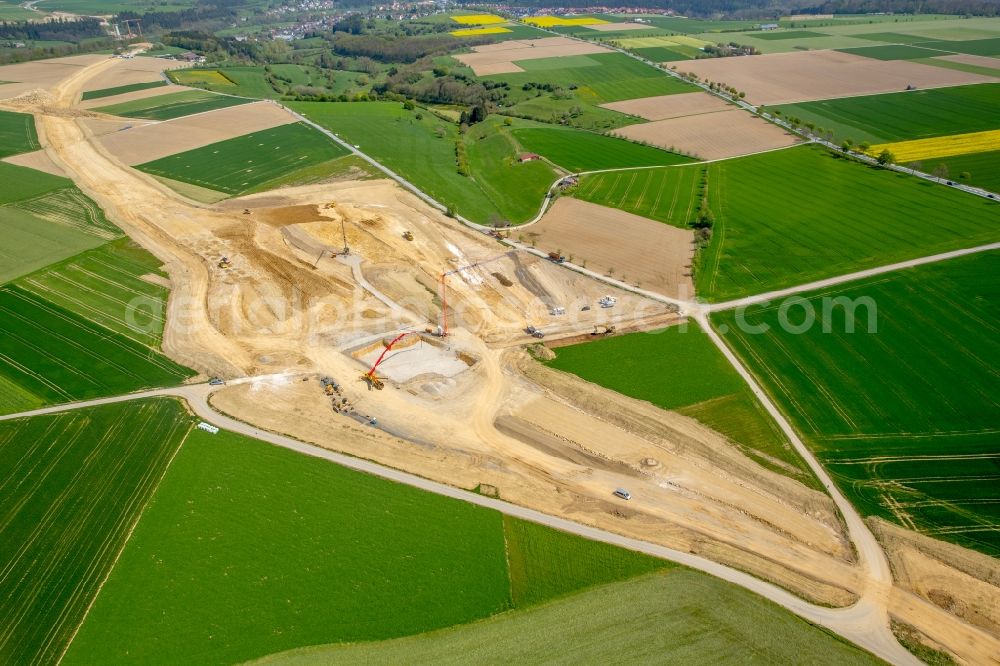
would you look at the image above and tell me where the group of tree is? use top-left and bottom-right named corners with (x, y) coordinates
top-left (0, 17), bottom-right (103, 41)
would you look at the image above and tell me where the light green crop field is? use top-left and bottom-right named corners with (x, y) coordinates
top-left (0, 399), bottom-right (192, 665)
top-left (93, 89), bottom-right (249, 120)
top-left (714, 252), bottom-right (1000, 556)
top-left (0, 207), bottom-right (108, 285)
top-left (0, 109), bottom-right (39, 158)
top-left (80, 80), bottom-right (167, 101)
top-left (464, 117), bottom-right (556, 223)
top-left (572, 164), bottom-right (701, 229)
top-left (1, 181), bottom-right (124, 284)
top-left (33, 0), bottom-right (192, 13)
top-left (64, 428), bottom-right (667, 664)
top-left (254, 571), bottom-right (882, 666)
top-left (0, 0), bottom-right (38, 19)
top-left (291, 102), bottom-right (552, 224)
top-left (696, 145), bottom-right (1000, 302)
top-left (171, 65), bottom-right (339, 99)
top-left (136, 122), bottom-right (350, 196)
top-left (916, 37), bottom-right (1000, 56)
top-left (485, 52), bottom-right (695, 104)
top-left (0, 286), bottom-right (194, 413)
top-left (16, 240), bottom-right (169, 347)
top-left (774, 83), bottom-right (1000, 145)
top-left (837, 44), bottom-right (949, 59)
top-left (0, 161), bottom-right (72, 205)
top-left (511, 126), bottom-right (693, 171)
top-left (545, 326), bottom-right (809, 479)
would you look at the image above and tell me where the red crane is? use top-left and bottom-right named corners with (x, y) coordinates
top-left (438, 252), bottom-right (512, 336)
top-left (361, 331), bottom-right (413, 390)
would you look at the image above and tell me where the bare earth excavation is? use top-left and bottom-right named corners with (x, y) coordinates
top-left (3, 52), bottom-right (998, 666)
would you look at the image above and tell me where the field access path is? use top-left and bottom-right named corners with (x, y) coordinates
top-left (13, 55), bottom-right (999, 666)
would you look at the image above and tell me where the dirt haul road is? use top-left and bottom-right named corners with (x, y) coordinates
top-left (11, 55), bottom-right (998, 665)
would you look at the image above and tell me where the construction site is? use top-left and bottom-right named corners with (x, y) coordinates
top-left (3, 50), bottom-right (998, 666)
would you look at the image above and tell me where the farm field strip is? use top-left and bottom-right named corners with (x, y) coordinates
top-left (572, 165), bottom-right (701, 228)
top-left (135, 122), bottom-right (349, 196)
top-left (80, 80), bottom-right (167, 101)
top-left (14, 187), bottom-right (122, 241)
top-left (93, 89), bottom-right (249, 121)
top-left (0, 399), bottom-right (192, 665)
top-left (869, 128), bottom-right (1000, 162)
top-left (713, 251), bottom-right (1000, 555)
top-left (0, 286), bottom-right (194, 411)
top-left (694, 145), bottom-right (1000, 302)
top-left (510, 126), bottom-right (693, 171)
top-left (15, 241), bottom-right (171, 347)
top-left (63, 426), bottom-right (667, 664)
top-left (0, 109), bottom-right (40, 158)
top-left (257, 571), bottom-right (881, 665)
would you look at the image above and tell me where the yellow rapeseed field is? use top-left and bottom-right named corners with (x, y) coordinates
top-left (524, 16), bottom-right (609, 27)
top-left (869, 129), bottom-right (1000, 162)
top-left (450, 26), bottom-right (512, 36)
top-left (451, 14), bottom-right (506, 25)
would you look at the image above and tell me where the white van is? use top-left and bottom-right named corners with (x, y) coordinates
top-left (613, 488), bottom-right (631, 501)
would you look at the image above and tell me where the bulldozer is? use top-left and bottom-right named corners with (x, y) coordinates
top-left (402, 230), bottom-right (414, 241)
top-left (218, 256), bottom-right (232, 269)
top-left (592, 324), bottom-right (616, 336)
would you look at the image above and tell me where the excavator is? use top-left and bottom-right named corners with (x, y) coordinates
top-left (592, 324), bottom-right (616, 336)
top-left (360, 332), bottom-right (413, 390)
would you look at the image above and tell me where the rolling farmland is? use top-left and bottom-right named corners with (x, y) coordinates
top-left (713, 252), bottom-right (1000, 555)
top-left (546, 326), bottom-right (807, 478)
top-left (0, 162), bottom-right (73, 206)
top-left (485, 52), bottom-right (696, 104)
top-left (774, 83), bottom-right (1000, 144)
top-left (0, 400), bottom-right (192, 665)
top-left (94, 89), bottom-right (249, 121)
top-left (136, 122), bottom-right (350, 196)
top-left (80, 80), bottom-right (167, 101)
top-left (571, 165), bottom-right (701, 229)
top-left (16, 240), bottom-right (170, 347)
top-left (291, 101), bottom-right (555, 224)
top-left (511, 126), bottom-right (693, 172)
top-left (255, 571), bottom-right (882, 665)
top-left (0, 286), bottom-right (193, 412)
top-left (64, 427), bottom-right (669, 664)
top-left (0, 109), bottom-right (39, 157)
top-left (696, 145), bottom-right (1000, 301)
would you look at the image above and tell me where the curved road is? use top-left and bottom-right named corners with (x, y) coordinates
top-left (0, 384), bottom-right (917, 664)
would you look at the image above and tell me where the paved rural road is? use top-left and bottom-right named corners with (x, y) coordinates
top-left (0, 383), bottom-right (919, 665)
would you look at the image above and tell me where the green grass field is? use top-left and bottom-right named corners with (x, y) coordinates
top-left (696, 145), bottom-right (1000, 301)
top-left (754, 30), bottom-right (829, 40)
top-left (80, 80), bottom-right (167, 101)
top-left (0, 109), bottom-right (39, 158)
top-left (511, 126), bottom-right (693, 172)
top-left (631, 45), bottom-right (695, 62)
top-left (33, 0), bottom-right (192, 12)
top-left (571, 165), bottom-right (701, 229)
top-left (64, 427), bottom-right (668, 664)
top-left (774, 84), bottom-right (1000, 145)
top-left (485, 52), bottom-right (695, 104)
top-left (917, 150), bottom-right (1000, 193)
top-left (0, 399), bottom-right (192, 665)
top-left (713, 252), bottom-right (1000, 555)
top-left (255, 571), bottom-right (882, 665)
top-left (0, 0), bottom-right (39, 19)
top-left (915, 37), bottom-right (1000, 56)
top-left (136, 122), bottom-right (350, 196)
top-left (15, 239), bottom-right (170, 347)
top-left (0, 161), bottom-right (72, 205)
top-left (94, 89), bottom-right (249, 121)
top-left (1, 182), bottom-right (124, 284)
top-left (837, 44), bottom-right (947, 59)
top-left (0, 286), bottom-right (193, 412)
top-left (545, 326), bottom-right (809, 479)
top-left (464, 117), bottom-right (556, 223)
top-left (291, 102), bottom-right (555, 224)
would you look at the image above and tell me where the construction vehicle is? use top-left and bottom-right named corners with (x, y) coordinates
top-left (218, 256), bottom-right (232, 269)
top-left (526, 325), bottom-right (545, 339)
top-left (592, 324), bottom-right (616, 336)
top-left (547, 251), bottom-right (566, 263)
top-left (549, 306), bottom-right (566, 316)
top-left (243, 208), bottom-right (251, 215)
top-left (402, 230), bottom-right (414, 241)
top-left (361, 332), bottom-right (412, 390)
top-left (208, 377), bottom-right (225, 386)
top-left (599, 295), bottom-right (617, 308)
